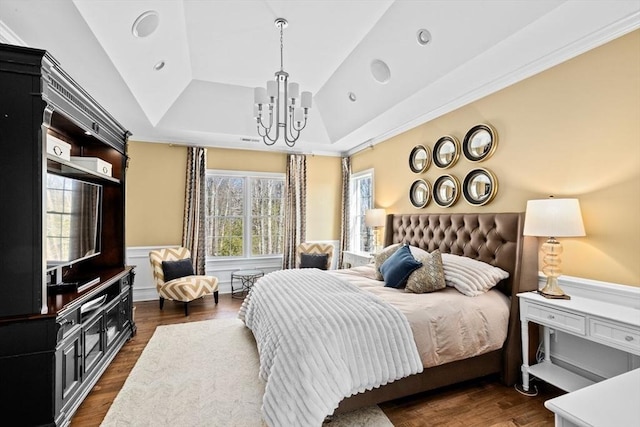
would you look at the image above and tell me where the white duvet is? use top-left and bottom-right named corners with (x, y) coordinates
top-left (238, 268), bottom-right (423, 427)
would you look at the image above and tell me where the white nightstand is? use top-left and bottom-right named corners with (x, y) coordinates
top-left (341, 250), bottom-right (373, 269)
top-left (544, 368), bottom-right (640, 427)
top-left (518, 290), bottom-right (640, 393)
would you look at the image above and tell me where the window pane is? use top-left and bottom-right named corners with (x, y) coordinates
top-left (205, 175), bottom-right (245, 257)
top-left (209, 217), bottom-right (243, 256)
top-left (251, 217), bottom-right (283, 256)
top-left (349, 173), bottom-right (373, 253)
top-left (250, 177), bottom-right (284, 256)
top-left (205, 173), bottom-right (284, 258)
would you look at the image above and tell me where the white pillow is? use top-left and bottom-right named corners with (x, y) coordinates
top-left (441, 253), bottom-right (509, 296)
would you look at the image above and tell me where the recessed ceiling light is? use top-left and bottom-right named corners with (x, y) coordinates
top-left (153, 60), bottom-right (166, 71)
top-left (348, 92), bottom-right (357, 102)
top-left (132, 10), bottom-right (160, 38)
top-left (417, 29), bottom-right (432, 45)
top-left (370, 59), bottom-right (391, 84)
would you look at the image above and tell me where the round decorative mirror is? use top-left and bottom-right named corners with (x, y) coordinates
top-left (409, 145), bottom-right (431, 173)
top-left (463, 168), bottom-right (498, 206)
top-left (432, 174), bottom-right (460, 208)
top-left (409, 179), bottom-right (431, 208)
top-left (462, 124), bottom-right (497, 162)
top-left (432, 135), bottom-right (460, 169)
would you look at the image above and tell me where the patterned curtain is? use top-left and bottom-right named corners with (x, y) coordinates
top-left (182, 146), bottom-right (207, 275)
top-left (338, 157), bottom-right (351, 268)
top-left (282, 154), bottom-right (307, 269)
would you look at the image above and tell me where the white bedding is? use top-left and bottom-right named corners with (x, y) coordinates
top-left (238, 268), bottom-right (423, 427)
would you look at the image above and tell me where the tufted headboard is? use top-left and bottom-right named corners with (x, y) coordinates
top-left (383, 212), bottom-right (539, 384)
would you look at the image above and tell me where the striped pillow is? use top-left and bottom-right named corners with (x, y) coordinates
top-left (441, 253), bottom-right (509, 296)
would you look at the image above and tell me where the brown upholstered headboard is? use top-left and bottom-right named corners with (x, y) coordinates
top-left (383, 212), bottom-right (539, 384)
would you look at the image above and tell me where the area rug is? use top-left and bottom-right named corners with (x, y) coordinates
top-left (101, 318), bottom-right (393, 426)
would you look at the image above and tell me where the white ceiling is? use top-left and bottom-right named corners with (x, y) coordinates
top-left (1, 1), bottom-right (639, 155)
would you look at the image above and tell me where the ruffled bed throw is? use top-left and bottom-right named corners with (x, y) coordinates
top-left (238, 269), bottom-right (423, 427)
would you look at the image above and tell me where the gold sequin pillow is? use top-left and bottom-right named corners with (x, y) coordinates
top-left (405, 250), bottom-right (446, 293)
top-left (373, 243), bottom-right (401, 280)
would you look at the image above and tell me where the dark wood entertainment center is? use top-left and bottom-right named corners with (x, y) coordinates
top-left (0, 44), bottom-right (135, 426)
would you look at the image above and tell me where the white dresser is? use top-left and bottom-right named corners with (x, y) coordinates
top-left (341, 250), bottom-right (373, 268)
top-left (518, 288), bottom-right (640, 393)
top-left (544, 368), bottom-right (640, 427)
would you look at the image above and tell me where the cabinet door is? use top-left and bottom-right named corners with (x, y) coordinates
top-left (82, 312), bottom-right (105, 374)
top-left (104, 298), bottom-right (122, 351)
top-left (55, 326), bottom-right (82, 413)
top-left (121, 289), bottom-right (132, 331)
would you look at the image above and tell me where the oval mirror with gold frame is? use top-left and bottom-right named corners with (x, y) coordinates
top-left (432, 174), bottom-right (460, 208)
top-left (462, 124), bottom-right (497, 162)
top-left (409, 145), bottom-right (431, 173)
top-left (433, 135), bottom-right (460, 169)
top-left (462, 168), bottom-right (498, 206)
top-left (409, 179), bottom-right (431, 208)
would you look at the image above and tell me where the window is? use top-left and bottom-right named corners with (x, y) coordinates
top-left (205, 171), bottom-right (284, 258)
top-left (349, 169), bottom-right (374, 253)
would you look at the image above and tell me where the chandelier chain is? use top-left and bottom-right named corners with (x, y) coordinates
top-left (279, 24), bottom-right (284, 71)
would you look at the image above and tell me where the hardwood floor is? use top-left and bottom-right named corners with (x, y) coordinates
top-left (71, 294), bottom-right (561, 426)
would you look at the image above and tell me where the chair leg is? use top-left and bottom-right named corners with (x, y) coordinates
top-left (159, 297), bottom-right (165, 310)
top-left (214, 291), bottom-right (219, 304)
top-left (184, 301), bottom-right (189, 316)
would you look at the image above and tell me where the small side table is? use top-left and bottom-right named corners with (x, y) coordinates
top-left (231, 269), bottom-right (264, 299)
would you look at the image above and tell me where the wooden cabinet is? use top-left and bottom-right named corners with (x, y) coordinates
top-left (0, 43), bottom-right (135, 425)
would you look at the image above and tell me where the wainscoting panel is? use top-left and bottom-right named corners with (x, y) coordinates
top-left (126, 240), bottom-right (339, 302)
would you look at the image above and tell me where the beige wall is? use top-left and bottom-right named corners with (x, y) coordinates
top-left (352, 30), bottom-right (640, 286)
top-left (306, 156), bottom-right (342, 241)
top-left (126, 144), bottom-right (341, 246)
top-left (126, 142), bottom-right (187, 247)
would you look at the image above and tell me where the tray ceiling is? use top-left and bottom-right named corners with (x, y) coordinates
top-left (1, 0), bottom-right (638, 154)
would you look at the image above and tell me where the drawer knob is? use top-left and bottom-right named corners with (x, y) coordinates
top-left (625, 336), bottom-right (634, 342)
top-left (548, 314), bottom-right (555, 319)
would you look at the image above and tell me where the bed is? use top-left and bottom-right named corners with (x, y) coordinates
top-left (240, 212), bottom-right (538, 426)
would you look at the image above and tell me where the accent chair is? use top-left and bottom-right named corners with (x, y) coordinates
top-left (295, 242), bottom-right (334, 270)
top-left (149, 247), bottom-right (219, 316)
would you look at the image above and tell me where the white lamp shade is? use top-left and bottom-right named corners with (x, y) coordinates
top-left (301, 91), bottom-right (312, 108)
top-left (254, 87), bottom-right (268, 104)
top-left (288, 82), bottom-right (299, 99)
top-left (365, 208), bottom-right (387, 227)
top-left (293, 107), bottom-right (303, 123)
top-left (523, 198), bottom-right (586, 237)
top-left (266, 80), bottom-right (278, 98)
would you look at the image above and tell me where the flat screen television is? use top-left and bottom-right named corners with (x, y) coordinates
top-left (46, 173), bottom-right (102, 269)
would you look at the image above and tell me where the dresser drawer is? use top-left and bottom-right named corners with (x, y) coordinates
top-left (56, 308), bottom-right (81, 341)
top-left (525, 303), bottom-right (586, 335)
top-left (589, 318), bottom-right (640, 355)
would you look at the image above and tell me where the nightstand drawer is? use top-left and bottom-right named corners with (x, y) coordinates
top-left (526, 303), bottom-right (586, 335)
top-left (589, 318), bottom-right (640, 354)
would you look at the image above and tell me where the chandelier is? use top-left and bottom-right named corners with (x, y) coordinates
top-left (253, 18), bottom-right (312, 147)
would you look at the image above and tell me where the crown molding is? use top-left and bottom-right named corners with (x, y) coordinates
top-left (0, 19), bottom-right (26, 46)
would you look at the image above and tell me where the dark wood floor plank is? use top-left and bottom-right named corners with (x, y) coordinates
top-left (70, 294), bottom-right (560, 426)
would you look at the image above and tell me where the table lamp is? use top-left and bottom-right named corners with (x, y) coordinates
top-left (523, 197), bottom-right (585, 299)
top-left (365, 208), bottom-right (386, 253)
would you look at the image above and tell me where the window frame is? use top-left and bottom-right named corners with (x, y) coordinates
top-left (205, 169), bottom-right (285, 260)
top-left (349, 168), bottom-right (374, 253)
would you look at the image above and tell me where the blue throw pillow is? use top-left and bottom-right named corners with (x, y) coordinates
top-left (162, 258), bottom-right (194, 282)
top-left (379, 244), bottom-right (422, 288)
